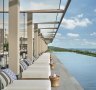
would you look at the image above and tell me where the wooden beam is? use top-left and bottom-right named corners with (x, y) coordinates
top-left (0, 9), bottom-right (64, 13)
top-left (38, 28), bottom-right (58, 29)
top-left (34, 21), bottom-right (59, 24)
top-left (47, 32), bottom-right (56, 33)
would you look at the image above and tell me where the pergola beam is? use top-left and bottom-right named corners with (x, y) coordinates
top-left (47, 31), bottom-right (56, 33)
top-left (34, 21), bottom-right (59, 24)
top-left (0, 9), bottom-right (64, 13)
top-left (38, 28), bottom-right (58, 29)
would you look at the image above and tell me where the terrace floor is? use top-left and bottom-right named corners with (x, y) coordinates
top-left (51, 53), bottom-right (84, 90)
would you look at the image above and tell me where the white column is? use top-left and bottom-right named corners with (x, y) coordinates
top-left (38, 35), bottom-right (40, 55)
top-left (9, 0), bottom-right (20, 75)
top-left (27, 13), bottom-right (33, 60)
top-left (42, 38), bottom-right (45, 53)
top-left (41, 36), bottom-right (43, 53)
top-left (38, 29), bottom-right (40, 56)
top-left (43, 41), bottom-right (45, 52)
top-left (44, 40), bottom-right (47, 52)
top-left (34, 24), bottom-right (39, 58)
top-left (46, 44), bottom-right (48, 51)
top-left (39, 35), bottom-right (42, 55)
top-left (45, 42), bottom-right (48, 52)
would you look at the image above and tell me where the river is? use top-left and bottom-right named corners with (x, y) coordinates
top-left (54, 52), bottom-right (96, 90)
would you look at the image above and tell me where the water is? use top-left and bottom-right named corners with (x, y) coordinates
top-left (54, 52), bottom-right (96, 90)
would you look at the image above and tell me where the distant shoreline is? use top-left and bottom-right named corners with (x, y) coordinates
top-left (48, 46), bottom-right (96, 57)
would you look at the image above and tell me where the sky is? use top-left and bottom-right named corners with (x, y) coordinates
top-left (0, 0), bottom-right (96, 49)
top-left (49, 0), bottom-right (96, 49)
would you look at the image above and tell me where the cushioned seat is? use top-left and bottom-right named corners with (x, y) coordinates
top-left (39, 53), bottom-right (50, 59)
top-left (38, 56), bottom-right (50, 60)
top-left (34, 58), bottom-right (50, 64)
top-left (22, 67), bottom-right (51, 79)
top-left (0, 69), bottom-right (51, 90)
top-left (3, 80), bottom-right (51, 90)
top-left (28, 63), bottom-right (50, 69)
top-left (34, 60), bottom-right (50, 64)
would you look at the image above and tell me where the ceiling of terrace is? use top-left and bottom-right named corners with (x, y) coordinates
top-left (0, 0), bottom-right (71, 44)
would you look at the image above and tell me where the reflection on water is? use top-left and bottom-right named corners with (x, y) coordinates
top-left (54, 52), bottom-right (96, 90)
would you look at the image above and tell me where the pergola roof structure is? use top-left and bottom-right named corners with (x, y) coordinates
top-left (0, 0), bottom-right (71, 44)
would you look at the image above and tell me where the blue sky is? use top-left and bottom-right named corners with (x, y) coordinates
top-left (0, 0), bottom-right (96, 48)
top-left (49, 0), bottom-right (96, 48)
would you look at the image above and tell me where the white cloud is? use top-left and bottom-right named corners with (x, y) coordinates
top-left (90, 32), bottom-right (96, 36)
top-left (94, 9), bottom-right (96, 12)
top-left (62, 14), bottom-right (92, 30)
top-left (82, 39), bottom-right (87, 42)
top-left (82, 41), bottom-right (96, 46)
top-left (60, 5), bottom-right (65, 9)
top-left (56, 33), bottom-right (62, 37)
top-left (77, 14), bottom-right (83, 18)
top-left (55, 33), bottom-right (65, 40)
top-left (74, 38), bottom-right (80, 41)
top-left (67, 33), bottom-right (79, 38)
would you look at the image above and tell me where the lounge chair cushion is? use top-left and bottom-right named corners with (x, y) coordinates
top-left (20, 60), bottom-right (28, 70)
top-left (23, 59), bottom-right (30, 66)
top-left (22, 67), bottom-right (51, 78)
top-left (2, 69), bottom-right (17, 81)
top-left (0, 71), bottom-right (12, 89)
top-left (24, 58), bottom-right (33, 66)
top-left (2, 80), bottom-right (51, 90)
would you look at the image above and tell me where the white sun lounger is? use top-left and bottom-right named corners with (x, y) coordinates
top-left (22, 67), bottom-right (51, 79)
top-left (1, 69), bottom-right (51, 90)
top-left (35, 57), bottom-right (50, 63)
top-left (34, 59), bottom-right (50, 64)
top-left (3, 80), bottom-right (51, 90)
top-left (28, 63), bottom-right (50, 69)
top-left (39, 53), bottom-right (50, 58)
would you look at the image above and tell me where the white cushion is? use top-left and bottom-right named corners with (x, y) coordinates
top-left (35, 59), bottom-right (50, 64)
top-left (28, 64), bottom-right (50, 69)
top-left (3, 80), bottom-right (51, 90)
top-left (22, 68), bottom-right (51, 78)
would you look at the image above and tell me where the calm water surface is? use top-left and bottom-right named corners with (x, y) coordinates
top-left (54, 52), bottom-right (96, 90)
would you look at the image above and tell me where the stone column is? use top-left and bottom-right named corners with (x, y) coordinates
top-left (42, 38), bottom-right (45, 53)
top-left (44, 40), bottom-right (48, 52)
top-left (46, 43), bottom-right (48, 51)
top-left (41, 35), bottom-right (43, 54)
top-left (43, 40), bottom-right (45, 52)
top-left (9, 0), bottom-right (20, 75)
top-left (44, 42), bottom-right (46, 52)
top-left (34, 24), bottom-right (39, 58)
top-left (44, 41), bottom-right (47, 52)
top-left (39, 34), bottom-right (42, 55)
top-left (38, 35), bottom-right (40, 56)
top-left (38, 29), bottom-right (40, 56)
top-left (27, 13), bottom-right (33, 60)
